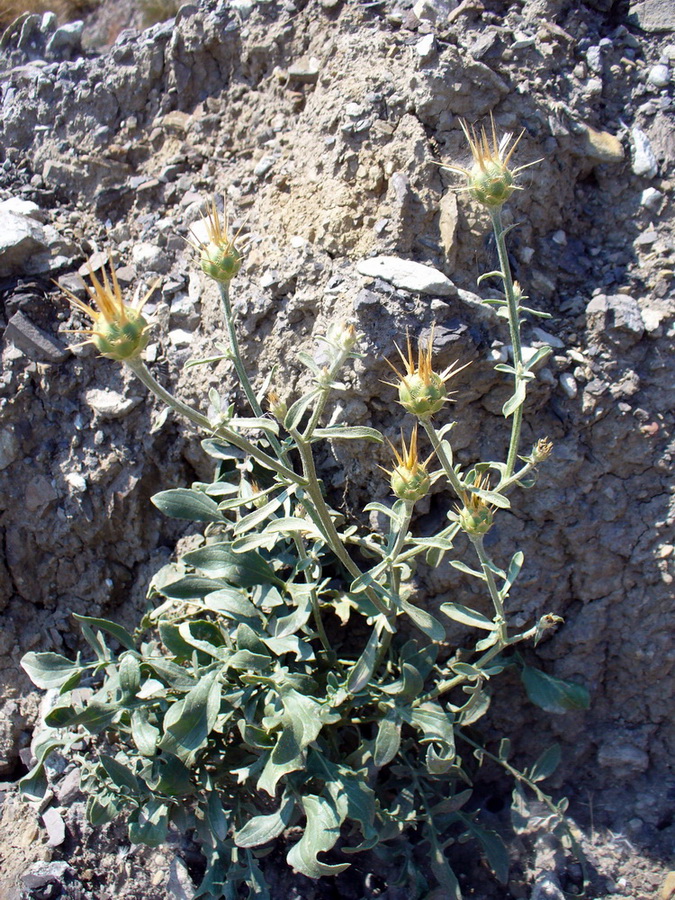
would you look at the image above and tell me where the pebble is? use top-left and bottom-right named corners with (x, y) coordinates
top-left (531, 327), bottom-right (565, 349)
top-left (0, 428), bottom-right (19, 471)
top-left (46, 20), bottom-right (83, 55)
top-left (628, 0), bottom-right (675, 33)
top-left (356, 256), bottom-right (455, 296)
top-left (55, 767), bottom-right (81, 804)
top-left (581, 125), bottom-right (624, 163)
top-left (169, 328), bottom-right (195, 348)
top-left (559, 372), bottom-right (578, 398)
top-left (22, 861), bottom-right (74, 891)
top-left (641, 187), bottom-right (663, 210)
top-left (0, 210), bottom-right (49, 276)
top-left (648, 63), bottom-right (670, 87)
top-left (5, 311), bottom-right (69, 364)
top-left (598, 741), bottom-right (649, 772)
top-left (586, 45), bottom-right (603, 74)
top-left (254, 155), bottom-right (277, 177)
top-left (287, 56), bottom-right (320, 83)
top-left (416, 34), bottom-right (436, 60)
top-left (132, 241), bottom-right (170, 273)
top-left (631, 127), bottom-right (659, 177)
top-left (85, 388), bottom-right (142, 419)
top-left (661, 871), bottom-right (675, 900)
top-left (41, 806), bottom-right (66, 847)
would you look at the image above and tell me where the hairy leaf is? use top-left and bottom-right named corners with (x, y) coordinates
top-left (286, 794), bottom-right (349, 878)
top-left (152, 489), bottom-right (225, 523)
top-left (521, 664), bottom-right (590, 714)
top-left (235, 793), bottom-right (295, 848)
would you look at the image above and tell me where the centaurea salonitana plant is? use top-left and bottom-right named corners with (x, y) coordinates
top-left (21, 126), bottom-right (589, 900)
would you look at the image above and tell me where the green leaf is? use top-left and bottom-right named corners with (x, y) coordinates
top-left (521, 664), bottom-right (590, 714)
top-left (206, 792), bottom-right (230, 842)
top-left (286, 794), bottom-right (349, 878)
top-left (529, 743), bottom-right (561, 782)
top-left (233, 487), bottom-right (294, 536)
top-left (131, 710), bottom-right (160, 757)
top-left (230, 416), bottom-right (279, 436)
top-left (21, 652), bottom-right (82, 690)
top-left (19, 735), bottom-right (69, 800)
top-left (309, 754), bottom-right (378, 848)
top-left (504, 551), bottom-right (524, 595)
top-left (449, 560), bottom-right (486, 580)
top-left (100, 754), bottom-right (141, 796)
top-left (159, 669), bottom-right (221, 765)
top-left (71, 615), bottom-right (136, 651)
top-left (205, 588), bottom-right (260, 621)
top-left (284, 389), bottom-right (320, 432)
top-left (406, 702), bottom-right (455, 760)
top-left (45, 700), bottom-right (118, 732)
top-left (401, 600), bottom-right (446, 642)
top-left (159, 575), bottom-right (228, 601)
top-left (149, 754), bottom-right (194, 797)
top-left (502, 381), bottom-right (527, 418)
top-left (313, 426), bottom-right (384, 443)
top-left (466, 486), bottom-right (511, 509)
top-left (235, 794), bottom-right (295, 848)
top-left (346, 626), bottom-right (380, 694)
top-left (128, 799), bottom-right (169, 847)
top-left (151, 488), bottom-right (224, 523)
top-left (374, 713), bottom-right (401, 767)
top-left (462, 819), bottom-right (509, 884)
top-left (523, 345), bottom-right (552, 371)
top-left (440, 602), bottom-right (496, 631)
top-left (183, 543), bottom-right (280, 587)
top-left (119, 654), bottom-right (141, 696)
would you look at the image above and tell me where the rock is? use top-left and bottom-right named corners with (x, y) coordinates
top-left (559, 372), bottom-right (578, 398)
top-left (412, 0), bottom-right (456, 22)
top-left (0, 211), bottom-right (49, 276)
top-left (531, 327), bottom-right (565, 349)
top-left (356, 256), bottom-right (455, 296)
top-left (22, 861), bottom-right (74, 891)
top-left (231, 0), bottom-right (255, 19)
top-left (581, 125), bottom-right (624, 163)
top-left (598, 741), bottom-right (649, 772)
top-left (170, 294), bottom-right (200, 329)
top-left (416, 34), bottom-right (436, 60)
top-left (438, 191), bottom-right (459, 265)
top-left (169, 328), bottom-right (195, 348)
top-left (5, 311), bottom-right (70, 364)
top-left (85, 388), bottom-right (142, 419)
top-left (161, 110), bottom-right (193, 134)
top-left (132, 242), bottom-right (170, 273)
top-left (648, 63), bottom-right (670, 87)
top-left (42, 159), bottom-right (82, 191)
top-left (166, 856), bottom-right (196, 900)
top-left (65, 472), bottom-right (87, 493)
top-left (641, 187), bottom-right (663, 210)
top-left (661, 871), bottom-right (675, 900)
top-left (628, 0), bottom-right (675, 33)
top-left (586, 294), bottom-right (644, 344)
top-left (531, 873), bottom-right (565, 900)
top-left (287, 56), bottom-right (320, 83)
top-left (254, 155), bottom-right (277, 177)
top-left (25, 475), bottom-right (60, 512)
top-left (631, 127), bottom-right (659, 177)
top-left (55, 767), bottom-right (81, 804)
top-left (41, 806), bottom-right (66, 847)
top-left (46, 20), bottom-right (83, 56)
top-left (0, 428), bottom-right (19, 471)
top-left (0, 197), bottom-right (43, 220)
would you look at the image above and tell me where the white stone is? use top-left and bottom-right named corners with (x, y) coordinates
top-left (356, 256), bottom-right (455, 296)
top-left (559, 372), bottom-right (578, 399)
top-left (640, 187), bottom-right (663, 210)
top-left (531, 327), bottom-right (565, 349)
top-left (416, 34), bottom-right (436, 60)
top-left (85, 388), bottom-right (142, 419)
top-left (648, 63), bottom-right (670, 88)
top-left (169, 329), bottom-right (194, 348)
top-left (65, 473), bottom-right (87, 493)
top-left (132, 241), bottom-right (169, 273)
top-left (0, 198), bottom-right (42, 220)
top-left (0, 211), bottom-right (49, 276)
top-left (631, 127), bottom-right (658, 178)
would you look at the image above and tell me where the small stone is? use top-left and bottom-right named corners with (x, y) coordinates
top-left (648, 63), bottom-right (670, 87)
top-left (551, 230), bottom-right (567, 245)
top-left (41, 807), bottom-right (66, 847)
top-left (254, 156), bottom-right (276, 177)
top-left (635, 229), bottom-right (658, 246)
top-left (581, 125), bottom-right (624, 163)
top-left (586, 45), bottom-right (603, 74)
top-left (166, 855), bottom-right (196, 900)
top-left (0, 211), bottom-right (49, 276)
top-left (170, 294), bottom-right (200, 329)
top-left (230, 0), bottom-right (255, 19)
top-left (559, 372), bottom-right (578, 398)
top-left (25, 476), bottom-right (59, 512)
top-left (641, 187), bottom-right (664, 210)
top-left (416, 34), bottom-right (436, 59)
top-left (631, 127), bottom-right (659, 177)
top-left (132, 242), bottom-right (169, 273)
top-left (0, 428), bottom-right (19, 471)
top-left (356, 256), bottom-right (455, 296)
top-left (85, 388), bottom-right (142, 419)
top-left (0, 197), bottom-right (43, 220)
top-left (598, 741), bottom-right (649, 772)
top-left (5, 311), bottom-right (69, 364)
top-left (65, 473), bottom-right (87, 493)
top-left (287, 56), bottom-right (320, 82)
top-left (161, 110), bottom-right (192, 134)
top-left (22, 861), bottom-right (74, 891)
top-left (661, 871), bottom-right (675, 900)
top-left (78, 250), bottom-right (109, 277)
top-left (169, 329), bottom-right (194, 348)
top-left (55, 767), bottom-right (81, 804)
top-left (531, 327), bottom-right (565, 349)
top-left (45, 20), bottom-right (83, 55)
top-left (531, 873), bottom-right (565, 900)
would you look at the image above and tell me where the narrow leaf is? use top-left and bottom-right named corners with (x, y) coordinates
top-left (183, 543), bottom-right (279, 587)
top-left (401, 600), bottom-right (446, 642)
top-left (374, 714), bottom-right (401, 767)
top-left (235, 794), bottom-right (295, 848)
top-left (151, 489), bottom-right (224, 523)
top-left (440, 602), bottom-right (496, 631)
top-left (313, 426), bottom-right (384, 443)
top-left (521, 665), bottom-right (590, 714)
top-left (502, 381), bottom-right (527, 418)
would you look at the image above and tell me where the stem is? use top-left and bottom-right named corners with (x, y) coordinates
top-left (291, 533), bottom-right (337, 665)
top-left (469, 534), bottom-right (507, 639)
top-left (290, 430), bottom-right (390, 618)
top-left (218, 283), bottom-right (287, 462)
top-left (303, 345), bottom-right (353, 442)
top-left (420, 419), bottom-right (464, 500)
top-left (126, 358), bottom-right (299, 483)
top-left (489, 208), bottom-right (523, 478)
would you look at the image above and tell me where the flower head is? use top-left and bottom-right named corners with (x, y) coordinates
top-left (188, 199), bottom-right (243, 284)
top-left (532, 437), bottom-right (553, 463)
top-left (384, 326), bottom-right (469, 419)
top-left (440, 117), bottom-right (539, 209)
top-left (382, 425), bottom-right (433, 503)
top-left (61, 259), bottom-right (154, 361)
top-left (457, 472), bottom-right (495, 536)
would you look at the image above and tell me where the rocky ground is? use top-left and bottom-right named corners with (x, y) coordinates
top-left (0, 0), bottom-right (674, 897)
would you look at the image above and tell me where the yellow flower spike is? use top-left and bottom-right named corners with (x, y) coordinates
top-left (188, 198), bottom-right (244, 284)
top-left (439, 115), bottom-right (541, 210)
top-left (384, 325), bottom-right (470, 419)
top-left (381, 425), bottom-right (433, 503)
top-left (267, 390), bottom-right (288, 421)
top-left (532, 437), bottom-right (553, 463)
top-left (457, 472), bottom-right (495, 536)
top-left (60, 257), bottom-right (155, 362)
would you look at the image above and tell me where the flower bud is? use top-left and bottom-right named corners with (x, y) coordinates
top-left (383, 425), bottom-right (432, 504)
top-left (532, 437), bottom-right (553, 463)
top-left (458, 503), bottom-right (494, 536)
top-left (267, 391), bottom-right (288, 421)
top-left (189, 200), bottom-right (243, 284)
top-left (93, 307), bottom-right (150, 361)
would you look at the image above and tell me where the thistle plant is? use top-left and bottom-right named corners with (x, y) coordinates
top-left (21, 124), bottom-right (589, 899)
